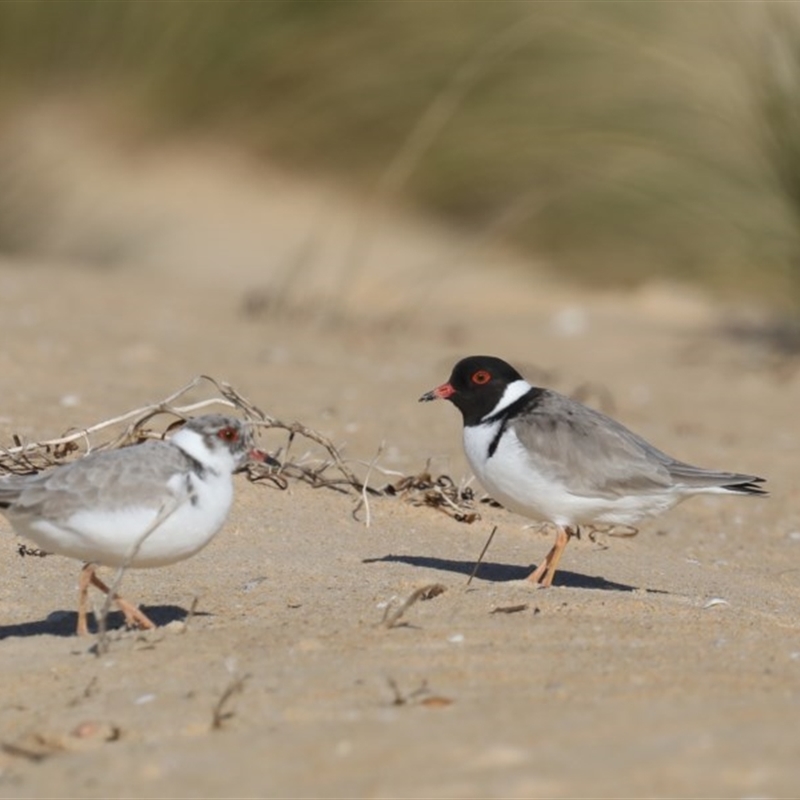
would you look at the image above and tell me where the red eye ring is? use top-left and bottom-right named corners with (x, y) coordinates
top-left (472, 370), bottom-right (491, 385)
top-left (218, 426), bottom-right (239, 442)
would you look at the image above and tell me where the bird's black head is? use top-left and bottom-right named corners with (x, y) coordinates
top-left (419, 355), bottom-right (525, 426)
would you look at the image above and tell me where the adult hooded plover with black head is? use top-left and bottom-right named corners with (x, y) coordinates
top-left (421, 356), bottom-right (766, 587)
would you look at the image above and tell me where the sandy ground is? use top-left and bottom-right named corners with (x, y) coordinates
top-left (0, 121), bottom-right (799, 799)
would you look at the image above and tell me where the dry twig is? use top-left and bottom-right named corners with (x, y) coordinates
top-left (94, 497), bottom-right (182, 654)
top-left (211, 674), bottom-right (250, 730)
top-left (0, 740), bottom-right (54, 763)
top-left (351, 441), bottom-right (384, 526)
top-left (467, 526), bottom-right (498, 586)
top-left (490, 604), bottom-right (529, 614)
top-left (181, 596), bottom-right (200, 634)
top-left (386, 676), bottom-right (430, 706)
top-left (381, 583), bottom-right (446, 629)
top-left (382, 464), bottom-right (479, 523)
top-left (1, 376), bottom-right (480, 525)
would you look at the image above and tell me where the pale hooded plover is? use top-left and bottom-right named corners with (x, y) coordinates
top-left (1, 414), bottom-right (262, 634)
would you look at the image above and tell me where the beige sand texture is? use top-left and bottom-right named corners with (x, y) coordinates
top-left (0, 130), bottom-right (798, 799)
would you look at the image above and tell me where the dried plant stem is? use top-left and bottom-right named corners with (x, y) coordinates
top-left (181, 596), bottom-right (200, 634)
top-left (353, 441), bottom-right (384, 526)
top-left (251, 419), bottom-right (362, 487)
top-left (386, 676), bottom-right (430, 706)
top-left (211, 674), bottom-right (250, 730)
top-left (382, 584), bottom-right (446, 629)
top-left (467, 526), bottom-right (498, 586)
top-left (95, 497), bottom-right (183, 653)
top-left (0, 376), bottom-right (479, 531)
top-left (1, 376), bottom-right (237, 463)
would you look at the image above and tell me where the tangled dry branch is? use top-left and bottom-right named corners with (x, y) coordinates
top-left (0, 375), bottom-right (481, 535)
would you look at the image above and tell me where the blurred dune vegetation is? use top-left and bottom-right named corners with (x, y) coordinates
top-left (2, 1), bottom-right (800, 305)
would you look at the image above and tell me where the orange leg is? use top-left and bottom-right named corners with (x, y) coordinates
top-left (76, 563), bottom-right (156, 636)
top-left (526, 540), bottom-right (559, 584)
top-left (526, 526), bottom-right (576, 587)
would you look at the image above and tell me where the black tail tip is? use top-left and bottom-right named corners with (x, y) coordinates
top-left (726, 476), bottom-right (768, 496)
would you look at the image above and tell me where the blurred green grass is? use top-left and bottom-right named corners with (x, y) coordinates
top-left (1, 0), bottom-right (800, 304)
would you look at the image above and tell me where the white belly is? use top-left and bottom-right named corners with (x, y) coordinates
top-left (11, 473), bottom-right (234, 569)
top-left (463, 424), bottom-right (680, 527)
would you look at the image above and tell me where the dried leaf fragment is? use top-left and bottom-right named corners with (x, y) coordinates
top-left (420, 696), bottom-right (454, 708)
top-left (490, 604), bottom-right (529, 615)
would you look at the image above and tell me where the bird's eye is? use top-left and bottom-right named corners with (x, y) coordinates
top-left (218, 427), bottom-right (239, 442)
top-left (472, 370), bottom-right (491, 385)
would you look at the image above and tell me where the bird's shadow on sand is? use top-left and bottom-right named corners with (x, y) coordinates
top-left (364, 553), bottom-right (663, 593)
top-left (0, 605), bottom-right (207, 640)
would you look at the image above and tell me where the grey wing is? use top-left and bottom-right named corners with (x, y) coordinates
top-left (512, 391), bottom-right (763, 498)
top-left (1, 441), bottom-right (193, 518)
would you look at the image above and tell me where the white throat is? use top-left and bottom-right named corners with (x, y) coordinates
top-left (170, 428), bottom-right (231, 474)
top-left (463, 378), bottom-right (533, 475)
top-left (481, 379), bottom-right (532, 422)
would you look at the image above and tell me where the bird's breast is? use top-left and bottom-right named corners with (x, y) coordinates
top-left (463, 423), bottom-right (556, 522)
